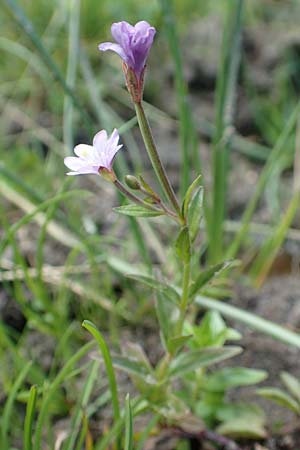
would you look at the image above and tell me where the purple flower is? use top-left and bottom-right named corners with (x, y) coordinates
top-left (64, 129), bottom-right (122, 178)
top-left (99, 21), bottom-right (156, 78)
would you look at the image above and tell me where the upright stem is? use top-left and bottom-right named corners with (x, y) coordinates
top-left (134, 102), bottom-right (182, 219)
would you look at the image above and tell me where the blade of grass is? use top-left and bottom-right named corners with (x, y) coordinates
top-left (63, 360), bottom-right (99, 450)
top-left (82, 321), bottom-right (120, 430)
top-left (136, 414), bottom-right (160, 450)
top-left (4, 0), bottom-right (92, 132)
top-left (95, 398), bottom-right (147, 450)
top-left (24, 385), bottom-right (38, 450)
top-left (0, 186), bottom-right (87, 255)
top-left (124, 394), bottom-right (133, 450)
top-left (1, 361), bottom-right (32, 449)
top-left (159, 0), bottom-right (200, 196)
top-left (195, 295), bottom-right (300, 349)
top-left (33, 341), bottom-right (95, 450)
top-left (208, 0), bottom-right (243, 263)
top-left (227, 98), bottom-right (300, 258)
top-left (63, 0), bottom-right (81, 152)
top-left (249, 191), bottom-right (300, 286)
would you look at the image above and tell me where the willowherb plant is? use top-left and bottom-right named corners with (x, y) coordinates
top-left (64, 20), bottom-right (266, 447)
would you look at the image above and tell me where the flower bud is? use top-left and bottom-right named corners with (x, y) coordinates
top-left (124, 175), bottom-right (141, 190)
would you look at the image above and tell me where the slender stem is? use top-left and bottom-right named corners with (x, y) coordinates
top-left (176, 261), bottom-right (191, 335)
top-left (114, 179), bottom-right (158, 210)
top-left (114, 179), bottom-right (180, 223)
top-left (134, 102), bottom-right (182, 219)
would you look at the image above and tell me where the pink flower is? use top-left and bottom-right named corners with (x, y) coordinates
top-left (64, 129), bottom-right (122, 177)
top-left (99, 21), bottom-right (156, 79)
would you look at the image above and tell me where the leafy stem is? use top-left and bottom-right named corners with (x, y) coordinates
top-left (176, 260), bottom-right (191, 335)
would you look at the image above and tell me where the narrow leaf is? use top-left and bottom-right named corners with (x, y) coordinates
top-left (114, 205), bottom-right (163, 217)
top-left (280, 371), bottom-right (300, 403)
top-left (257, 388), bottom-right (300, 414)
top-left (175, 226), bottom-right (191, 263)
top-left (124, 394), bottom-right (133, 450)
top-left (190, 260), bottom-right (237, 297)
top-left (169, 346), bottom-right (241, 378)
top-left (24, 385), bottom-right (38, 450)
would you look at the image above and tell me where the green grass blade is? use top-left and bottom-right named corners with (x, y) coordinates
top-left (249, 191), bottom-right (300, 286)
top-left (63, 360), bottom-right (99, 450)
top-left (227, 99), bottom-right (300, 258)
top-left (208, 0), bottom-right (243, 263)
top-left (63, 0), bottom-right (81, 151)
top-left (1, 361), bottom-right (32, 449)
top-left (136, 414), bottom-right (159, 450)
top-left (33, 342), bottom-right (94, 450)
top-left (82, 320), bottom-right (120, 448)
top-left (4, 0), bottom-right (92, 132)
top-left (159, 0), bottom-right (200, 196)
top-left (195, 295), bottom-right (300, 349)
top-left (124, 394), bottom-right (133, 450)
top-left (0, 188), bottom-right (88, 256)
top-left (24, 385), bottom-right (38, 450)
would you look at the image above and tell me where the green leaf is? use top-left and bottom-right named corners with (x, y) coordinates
top-left (216, 401), bottom-right (265, 423)
top-left (168, 346), bottom-right (241, 378)
top-left (216, 417), bottom-right (267, 439)
top-left (189, 260), bottom-right (237, 297)
top-left (122, 342), bottom-right (153, 375)
top-left (257, 388), bottom-right (300, 414)
top-left (24, 385), bottom-right (38, 450)
top-left (82, 321), bottom-right (120, 425)
top-left (195, 295), bottom-right (300, 349)
top-left (155, 290), bottom-right (178, 351)
top-left (280, 372), bottom-right (300, 403)
top-left (167, 335), bottom-right (192, 355)
top-left (138, 175), bottom-right (159, 199)
top-left (187, 186), bottom-right (203, 242)
top-left (124, 394), bottom-right (133, 450)
top-left (205, 368), bottom-right (267, 392)
top-left (185, 310), bottom-right (241, 349)
top-left (182, 175), bottom-right (202, 219)
top-left (111, 355), bottom-right (155, 383)
top-left (175, 226), bottom-right (191, 263)
top-left (2, 362), bottom-right (32, 449)
top-left (114, 205), bottom-right (163, 217)
top-left (128, 273), bottom-right (180, 305)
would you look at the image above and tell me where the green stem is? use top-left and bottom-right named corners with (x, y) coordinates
top-left (134, 102), bottom-right (182, 218)
top-left (114, 179), bottom-right (179, 222)
top-left (176, 261), bottom-right (191, 334)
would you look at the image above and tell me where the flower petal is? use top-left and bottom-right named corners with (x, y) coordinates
top-left (64, 156), bottom-right (86, 171)
top-left (93, 130), bottom-right (108, 150)
top-left (134, 21), bottom-right (154, 34)
top-left (98, 42), bottom-right (127, 61)
top-left (111, 21), bottom-right (134, 44)
top-left (74, 144), bottom-right (95, 159)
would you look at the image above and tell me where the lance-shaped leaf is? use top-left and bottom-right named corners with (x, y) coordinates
top-left (168, 346), bottom-right (242, 379)
top-left (175, 226), bottom-right (191, 263)
top-left (216, 416), bottom-right (267, 439)
top-left (205, 367), bottom-right (267, 392)
top-left (167, 334), bottom-right (192, 355)
top-left (187, 186), bottom-right (203, 242)
top-left (257, 388), bottom-right (300, 415)
top-left (280, 372), bottom-right (300, 403)
top-left (189, 260), bottom-right (238, 297)
top-left (155, 290), bottom-right (179, 351)
top-left (128, 273), bottom-right (180, 305)
top-left (114, 204), bottom-right (163, 217)
top-left (182, 175), bottom-right (202, 219)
